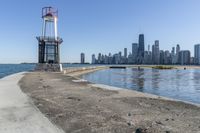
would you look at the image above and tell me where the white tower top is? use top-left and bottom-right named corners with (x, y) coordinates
top-left (42, 7), bottom-right (58, 40)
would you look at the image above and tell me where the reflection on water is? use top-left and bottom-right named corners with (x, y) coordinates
top-left (81, 68), bottom-right (200, 104)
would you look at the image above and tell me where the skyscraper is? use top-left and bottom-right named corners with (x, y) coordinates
top-left (154, 40), bottom-right (160, 64)
top-left (108, 53), bottom-right (112, 64)
top-left (176, 44), bottom-right (180, 55)
top-left (178, 50), bottom-right (190, 65)
top-left (194, 44), bottom-right (200, 64)
top-left (138, 34), bottom-right (145, 57)
top-left (152, 44), bottom-right (155, 64)
top-left (152, 40), bottom-right (160, 64)
top-left (119, 51), bottom-right (122, 58)
top-left (119, 51), bottom-right (122, 63)
top-left (171, 47), bottom-right (176, 64)
top-left (91, 54), bottom-right (96, 64)
top-left (80, 53), bottom-right (85, 64)
top-left (124, 48), bottom-right (127, 58)
top-left (132, 43), bottom-right (138, 63)
top-left (98, 53), bottom-right (101, 64)
top-left (176, 44), bottom-right (180, 64)
top-left (164, 50), bottom-right (170, 64)
top-left (144, 51), bottom-right (151, 64)
top-left (159, 50), bottom-right (164, 64)
top-left (138, 34), bottom-right (145, 63)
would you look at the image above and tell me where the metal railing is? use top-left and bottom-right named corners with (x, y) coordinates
top-left (36, 36), bottom-right (63, 43)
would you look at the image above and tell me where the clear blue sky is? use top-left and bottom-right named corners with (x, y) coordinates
top-left (0, 0), bottom-right (200, 63)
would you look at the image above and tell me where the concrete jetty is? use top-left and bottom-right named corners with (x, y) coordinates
top-left (18, 69), bottom-right (200, 133)
top-left (1, 66), bottom-right (200, 132)
top-left (0, 72), bottom-right (64, 133)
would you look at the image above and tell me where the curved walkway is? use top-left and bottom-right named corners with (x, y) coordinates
top-left (0, 72), bottom-right (64, 133)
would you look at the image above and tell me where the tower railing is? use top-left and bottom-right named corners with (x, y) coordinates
top-left (36, 36), bottom-right (63, 43)
top-left (42, 7), bottom-right (58, 18)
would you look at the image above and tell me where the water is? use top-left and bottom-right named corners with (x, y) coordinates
top-left (0, 64), bottom-right (36, 79)
top-left (0, 63), bottom-right (97, 79)
top-left (81, 68), bottom-right (200, 104)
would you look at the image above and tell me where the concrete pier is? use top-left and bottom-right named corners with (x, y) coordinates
top-left (19, 70), bottom-right (200, 133)
top-left (0, 72), bottom-right (64, 133)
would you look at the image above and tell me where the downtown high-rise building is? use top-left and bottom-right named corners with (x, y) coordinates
top-left (178, 50), bottom-right (190, 65)
top-left (92, 54), bottom-right (96, 64)
top-left (98, 53), bottom-right (102, 64)
top-left (176, 44), bottom-right (180, 55)
top-left (124, 48), bottom-right (127, 58)
top-left (152, 40), bottom-right (160, 64)
top-left (155, 40), bottom-right (160, 64)
top-left (143, 44), bottom-right (152, 64)
top-left (194, 44), bottom-right (200, 64)
top-left (164, 50), bottom-right (171, 64)
top-left (159, 50), bottom-right (164, 64)
top-left (132, 43), bottom-right (138, 63)
top-left (175, 44), bottom-right (181, 64)
top-left (171, 47), bottom-right (176, 64)
top-left (138, 34), bottom-right (145, 64)
top-left (80, 53), bottom-right (85, 64)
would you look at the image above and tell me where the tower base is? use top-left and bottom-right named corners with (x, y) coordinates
top-left (35, 63), bottom-right (63, 72)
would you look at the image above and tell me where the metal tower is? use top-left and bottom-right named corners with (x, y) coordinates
top-left (36, 7), bottom-right (63, 71)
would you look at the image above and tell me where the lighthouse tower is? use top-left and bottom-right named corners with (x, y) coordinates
top-left (36, 7), bottom-right (63, 71)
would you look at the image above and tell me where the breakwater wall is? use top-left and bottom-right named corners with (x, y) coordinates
top-left (63, 66), bottom-right (108, 76)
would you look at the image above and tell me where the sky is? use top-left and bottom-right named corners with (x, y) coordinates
top-left (1, 0), bottom-right (200, 63)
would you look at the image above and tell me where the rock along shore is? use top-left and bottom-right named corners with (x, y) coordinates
top-left (17, 66), bottom-right (200, 133)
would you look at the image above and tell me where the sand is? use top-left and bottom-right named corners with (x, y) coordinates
top-left (19, 71), bottom-right (200, 133)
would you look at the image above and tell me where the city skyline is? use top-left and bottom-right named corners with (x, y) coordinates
top-left (1, 0), bottom-right (200, 63)
top-left (90, 34), bottom-right (199, 65)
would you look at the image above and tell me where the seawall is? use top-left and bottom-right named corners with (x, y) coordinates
top-left (63, 66), bottom-right (108, 76)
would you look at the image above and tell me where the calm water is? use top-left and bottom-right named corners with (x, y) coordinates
top-left (0, 64), bottom-right (36, 79)
top-left (0, 63), bottom-right (96, 79)
top-left (81, 68), bottom-right (200, 104)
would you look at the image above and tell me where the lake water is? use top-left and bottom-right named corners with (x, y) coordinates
top-left (81, 68), bottom-right (200, 104)
top-left (2, 64), bottom-right (200, 104)
top-left (0, 64), bottom-right (36, 79)
top-left (0, 63), bottom-right (96, 79)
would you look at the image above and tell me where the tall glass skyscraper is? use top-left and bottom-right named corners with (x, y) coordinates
top-left (154, 40), bottom-right (160, 64)
top-left (138, 34), bottom-right (144, 57)
top-left (80, 53), bottom-right (85, 64)
top-left (194, 44), bottom-right (200, 64)
top-left (124, 48), bottom-right (127, 58)
top-left (138, 34), bottom-right (145, 63)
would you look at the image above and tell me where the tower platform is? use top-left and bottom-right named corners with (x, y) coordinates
top-left (35, 63), bottom-right (63, 72)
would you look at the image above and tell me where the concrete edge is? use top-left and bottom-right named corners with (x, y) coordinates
top-left (89, 83), bottom-right (200, 107)
top-left (63, 66), bottom-right (200, 107)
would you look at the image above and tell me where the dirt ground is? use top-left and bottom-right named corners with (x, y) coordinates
top-left (19, 72), bottom-right (200, 133)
